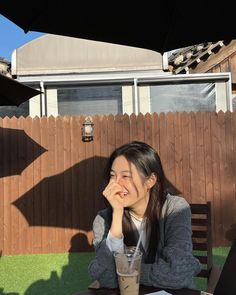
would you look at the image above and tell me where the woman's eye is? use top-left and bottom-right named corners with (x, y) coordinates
top-left (123, 175), bottom-right (131, 178)
top-left (110, 174), bottom-right (115, 178)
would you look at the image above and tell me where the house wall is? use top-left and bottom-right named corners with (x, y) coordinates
top-left (12, 34), bottom-right (164, 76)
top-left (215, 82), bottom-right (228, 112)
top-left (29, 94), bottom-right (41, 117)
top-left (139, 86), bottom-right (150, 114)
top-left (122, 86), bottom-right (133, 114)
top-left (46, 89), bottom-right (58, 116)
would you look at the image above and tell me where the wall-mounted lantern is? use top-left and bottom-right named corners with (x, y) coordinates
top-left (82, 116), bottom-right (94, 142)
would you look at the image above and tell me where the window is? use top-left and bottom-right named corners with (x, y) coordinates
top-left (0, 101), bottom-right (29, 118)
top-left (57, 85), bottom-right (122, 115)
top-left (23, 72), bottom-right (232, 117)
top-left (138, 72), bottom-right (232, 114)
top-left (150, 83), bottom-right (216, 113)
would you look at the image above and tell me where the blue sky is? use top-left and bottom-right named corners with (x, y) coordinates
top-left (0, 14), bottom-right (44, 62)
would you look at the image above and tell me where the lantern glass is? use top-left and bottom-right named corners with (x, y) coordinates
top-left (82, 116), bottom-right (94, 141)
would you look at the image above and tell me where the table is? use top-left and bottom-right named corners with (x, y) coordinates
top-left (74, 285), bottom-right (201, 295)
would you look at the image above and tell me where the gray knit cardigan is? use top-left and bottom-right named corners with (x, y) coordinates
top-left (88, 194), bottom-right (201, 289)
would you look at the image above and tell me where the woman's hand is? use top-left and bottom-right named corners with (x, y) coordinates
top-left (103, 180), bottom-right (125, 238)
top-left (102, 180), bottom-right (126, 213)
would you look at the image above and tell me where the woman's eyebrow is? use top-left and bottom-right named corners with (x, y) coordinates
top-left (110, 169), bottom-right (131, 173)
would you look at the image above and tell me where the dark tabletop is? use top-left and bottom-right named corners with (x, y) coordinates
top-left (73, 285), bottom-right (201, 295)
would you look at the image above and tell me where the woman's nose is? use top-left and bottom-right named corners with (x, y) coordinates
top-left (116, 176), bottom-right (125, 186)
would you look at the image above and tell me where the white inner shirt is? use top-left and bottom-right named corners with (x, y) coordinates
top-left (106, 213), bottom-right (147, 253)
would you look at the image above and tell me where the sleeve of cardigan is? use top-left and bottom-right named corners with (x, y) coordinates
top-left (87, 214), bottom-right (119, 288)
top-left (140, 197), bottom-right (202, 289)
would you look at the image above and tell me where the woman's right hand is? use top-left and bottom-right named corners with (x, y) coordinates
top-left (103, 180), bottom-right (125, 239)
top-left (102, 180), bottom-right (126, 213)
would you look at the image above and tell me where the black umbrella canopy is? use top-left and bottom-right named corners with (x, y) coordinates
top-left (1, 1), bottom-right (236, 54)
top-left (0, 73), bottom-right (41, 106)
top-left (0, 127), bottom-right (47, 177)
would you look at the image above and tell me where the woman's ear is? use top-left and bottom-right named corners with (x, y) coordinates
top-left (145, 173), bottom-right (157, 189)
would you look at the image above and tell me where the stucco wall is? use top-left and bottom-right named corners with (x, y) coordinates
top-left (12, 34), bottom-right (163, 75)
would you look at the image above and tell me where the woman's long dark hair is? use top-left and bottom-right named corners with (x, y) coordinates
top-left (104, 141), bottom-right (168, 262)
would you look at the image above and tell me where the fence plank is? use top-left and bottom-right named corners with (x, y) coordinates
top-left (93, 115), bottom-right (106, 220)
top-left (71, 116), bottom-right (81, 242)
top-left (166, 113), bottom-right (176, 190)
top-left (233, 112), bottom-right (236, 198)
top-left (115, 114), bottom-right (123, 148)
top-left (211, 112), bottom-right (223, 246)
top-left (137, 113), bottom-right (145, 142)
top-left (122, 114), bottom-right (130, 144)
top-left (3, 117), bottom-right (12, 254)
top-left (32, 117), bottom-right (42, 253)
top-left (195, 112), bottom-right (206, 202)
top-left (76, 115), bottom-right (88, 251)
top-left (189, 112), bottom-right (199, 203)
top-left (181, 112), bottom-right (191, 202)
top-left (151, 113), bottom-right (160, 154)
top-left (130, 113), bottom-right (137, 141)
top-left (221, 112), bottom-right (235, 245)
top-left (47, 116), bottom-right (57, 252)
top-left (174, 113), bottom-right (183, 196)
top-left (63, 116), bottom-right (73, 250)
top-left (40, 116), bottom-right (50, 253)
top-left (107, 115), bottom-right (115, 156)
top-left (10, 118), bottom-right (20, 254)
top-left (144, 113), bottom-right (152, 146)
top-left (55, 116), bottom-right (66, 252)
top-left (203, 112), bottom-right (213, 202)
top-left (0, 119), bottom-right (3, 254)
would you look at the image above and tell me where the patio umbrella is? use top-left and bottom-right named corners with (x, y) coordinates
top-left (0, 73), bottom-right (41, 106)
top-left (0, 127), bottom-right (47, 177)
top-left (1, 1), bottom-right (236, 54)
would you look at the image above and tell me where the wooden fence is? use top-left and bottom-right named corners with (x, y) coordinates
top-left (0, 112), bottom-right (235, 255)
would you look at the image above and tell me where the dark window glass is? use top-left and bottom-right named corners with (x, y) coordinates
top-left (57, 85), bottom-right (122, 115)
top-left (0, 101), bottom-right (29, 118)
top-left (233, 95), bottom-right (236, 111)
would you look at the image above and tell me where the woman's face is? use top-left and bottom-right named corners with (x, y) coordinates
top-left (110, 155), bottom-right (152, 214)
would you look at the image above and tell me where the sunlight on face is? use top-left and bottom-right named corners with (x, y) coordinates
top-left (111, 155), bottom-right (150, 213)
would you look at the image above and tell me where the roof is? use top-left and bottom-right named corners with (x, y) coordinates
top-left (12, 34), bottom-right (164, 76)
top-left (168, 40), bottom-right (232, 74)
top-left (0, 57), bottom-right (10, 65)
top-left (0, 57), bottom-right (11, 77)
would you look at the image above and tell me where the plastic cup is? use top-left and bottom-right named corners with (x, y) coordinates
top-left (114, 247), bottom-right (142, 295)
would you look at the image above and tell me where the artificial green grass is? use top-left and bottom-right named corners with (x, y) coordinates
top-left (0, 247), bottom-right (230, 295)
top-left (194, 246), bottom-right (230, 291)
top-left (0, 252), bottom-right (94, 295)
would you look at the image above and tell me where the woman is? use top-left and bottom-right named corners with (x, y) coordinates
top-left (88, 141), bottom-right (201, 289)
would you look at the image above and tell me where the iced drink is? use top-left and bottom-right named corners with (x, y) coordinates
top-left (117, 269), bottom-right (139, 295)
top-left (114, 247), bottom-right (142, 295)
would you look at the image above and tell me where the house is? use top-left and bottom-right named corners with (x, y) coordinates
top-left (168, 40), bottom-right (236, 111)
top-left (1, 35), bottom-right (232, 118)
top-left (11, 34), bottom-right (169, 117)
top-left (0, 56), bottom-right (11, 77)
